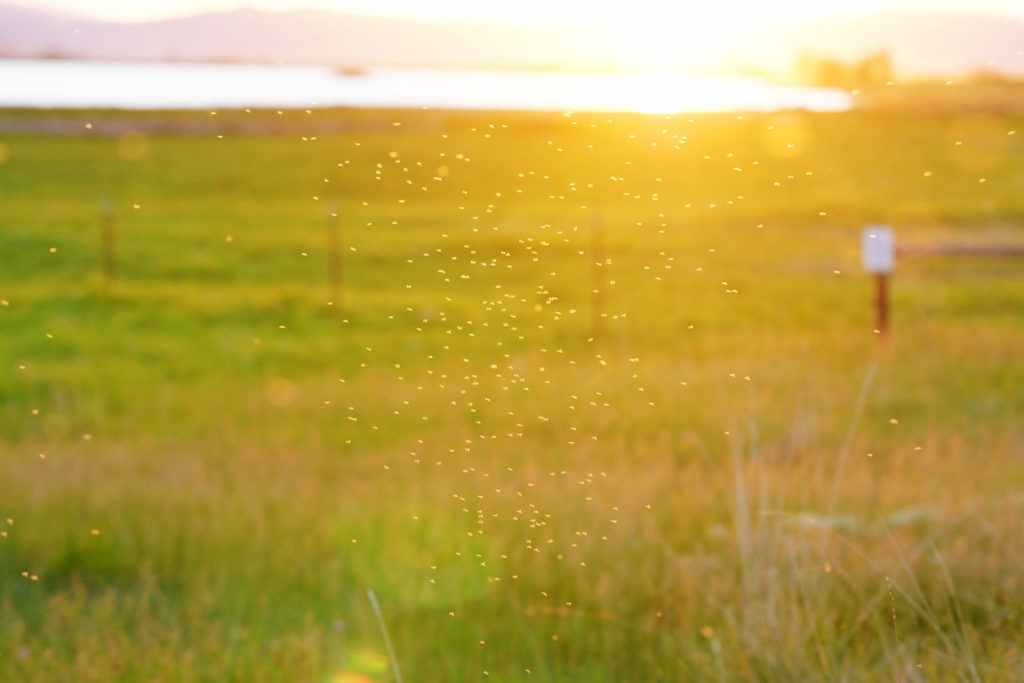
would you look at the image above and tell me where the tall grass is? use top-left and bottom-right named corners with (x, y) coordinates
top-left (0, 107), bottom-right (1022, 680)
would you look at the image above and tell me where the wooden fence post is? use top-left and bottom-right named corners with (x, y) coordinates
top-left (100, 198), bottom-right (116, 294)
top-left (326, 202), bottom-right (342, 310)
top-left (591, 210), bottom-right (606, 341)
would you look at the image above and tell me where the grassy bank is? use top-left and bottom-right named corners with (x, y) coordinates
top-left (1, 107), bottom-right (1022, 680)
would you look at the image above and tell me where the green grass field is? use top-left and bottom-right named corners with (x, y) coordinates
top-left (1, 107), bottom-right (1023, 681)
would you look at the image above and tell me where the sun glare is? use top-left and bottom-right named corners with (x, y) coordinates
top-left (597, 7), bottom-right (744, 71)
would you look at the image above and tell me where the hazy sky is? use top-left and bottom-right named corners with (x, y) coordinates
top-left (33, 0), bottom-right (1024, 24)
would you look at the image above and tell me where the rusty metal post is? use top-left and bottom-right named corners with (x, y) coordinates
top-left (862, 225), bottom-right (894, 338)
top-left (875, 273), bottom-right (889, 336)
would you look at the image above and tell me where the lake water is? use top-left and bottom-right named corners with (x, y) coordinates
top-left (0, 59), bottom-right (852, 113)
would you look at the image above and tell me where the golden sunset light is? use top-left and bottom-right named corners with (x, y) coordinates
top-left (2, 0), bottom-right (1023, 680)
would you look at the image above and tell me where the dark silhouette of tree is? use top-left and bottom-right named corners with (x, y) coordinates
top-left (795, 50), bottom-right (893, 88)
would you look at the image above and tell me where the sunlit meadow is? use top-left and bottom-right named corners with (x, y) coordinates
top-left (1, 102), bottom-right (1022, 681)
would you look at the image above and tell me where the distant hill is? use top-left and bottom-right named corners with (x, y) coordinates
top-left (0, 3), bottom-right (614, 70)
top-left (1, 2), bottom-right (1023, 77)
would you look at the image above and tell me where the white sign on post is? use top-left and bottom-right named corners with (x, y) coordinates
top-left (862, 225), bottom-right (895, 274)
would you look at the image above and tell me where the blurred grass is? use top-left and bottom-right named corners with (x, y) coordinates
top-left (0, 107), bottom-right (1022, 680)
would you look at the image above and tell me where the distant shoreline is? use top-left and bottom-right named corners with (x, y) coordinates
top-left (0, 54), bottom-right (762, 78)
top-left (0, 60), bottom-right (852, 114)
